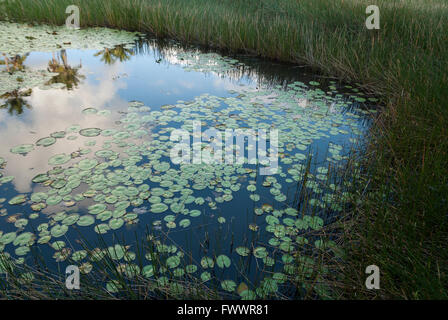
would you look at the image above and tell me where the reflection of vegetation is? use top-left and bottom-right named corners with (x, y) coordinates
top-left (0, 89), bottom-right (32, 115)
top-left (133, 38), bottom-right (318, 90)
top-left (47, 49), bottom-right (84, 90)
top-left (94, 45), bottom-right (134, 65)
top-left (1, 53), bottom-right (28, 73)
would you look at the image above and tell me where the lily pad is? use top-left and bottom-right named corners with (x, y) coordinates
top-left (8, 195), bottom-right (27, 205)
top-left (46, 195), bottom-right (62, 206)
top-left (78, 159), bottom-right (98, 170)
top-left (253, 247), bottom-right (268, 259)
top-left (79, 128), bottom-right (102, 137)
top-left (221, 280), bottom-right (237, 292)
top-left (200, 257), bottom-right (214, 269)
top-left (48, 153), bottom-right (71, 165)
top-left (109, 218), bottom-right (124, 230)
top-left (94, 223), bottom-right (110, 234)
top-left (235, 246), bottom-right (250, 257)
top-left (77, 215), bottom-right (95, 227)
top-left (0, 232), bottom-right (17, 245)
top-left (166, 255), bottom-right (181, 268)
top-left (150, 203), bottom-right (168, 213)
top-left (50, 225), bottom-right (68, 237)
top-left (179, 219), bottom-right (191, 228)
top-left (13, 232), bottom-right (34, 246)
top-left (10, 144), bottom-right (34, 155)
top-left (216, 254), bottom-right (231, 268)
top-left (88, 203), bottom-right (107, 215)
top-left (36, 137), bottom-right (57, 147)
top-left (201, 271), bottom-right (211, 282)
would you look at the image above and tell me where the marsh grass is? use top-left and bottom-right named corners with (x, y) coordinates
top-left (0, 0), bottom-right (447, 299)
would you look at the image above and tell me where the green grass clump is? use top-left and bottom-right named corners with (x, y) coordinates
top-left (0, 0), bottom-right (447, 299)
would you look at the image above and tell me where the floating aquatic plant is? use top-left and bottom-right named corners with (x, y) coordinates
top-left (0, 30), bottom-right (370, 299)
top-left (216, 255), bottom-right (231, 268)
top-left (10, 144), bottom-right (34, 155)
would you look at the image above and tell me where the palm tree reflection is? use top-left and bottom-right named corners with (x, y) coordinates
top-left (47, 49), bottom-right (85, 90)
top-left (0, 89), bottom-right (32, 116)
top-left (94, 45), bottom-right (134, 65)
top-left (1, 53), bottom-right (29, 73)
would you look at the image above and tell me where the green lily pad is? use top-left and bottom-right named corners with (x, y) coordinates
top-left (0, 176), bottom-right (14, 184)
top-left (106, 280), bottom-right (122, 293)
top-left (8, 195), bottom-right (27, 205)
top-left (50, 225), bottom-right (68, 237)
top-left (32, 174), bottom-right (50, 183)
top-left (179, 219), bottom-right (191, 228)
top-left (189, 209), bottom-right (201, 217)
top-left (14, 218), bottom-right (28, 228)
top-left (46, 195), bottom-right (62, 206)
top-left (216, 254), bottom-right (231, 268)
top-left (79, 128), bottom-right (102, 137)
top-left (72, 250), bottom-right (88, 261)
top-left (88, 203), bottom-right (107, 215)
top-left (235, 246), bottom-right (250, 257)
top-left (51, 179), bottom-right (67, 189)
top-left (51, 241), bottom-right (66, 250)
top-left (109, 218), bottom-right (124, 230)
top-left (62, 214), bottom-right (79, 226)
top-left (185, 264), bottom-right (197, 273)
top-left (94, 223), bottom-right (110, 234)
top-left (107, 244), bottom-right (126, 260)
top-left (97, 210), bottom-right (112, 221)
top-left (36, 137), bottom-right (57, 147)
top-left (201, 271), bottom-right (211, 282)
top-left (77, 215), bottom-right (95, 227)
top-left (51, 131), bottom-right (66, 139)
top-left (150, 203), bottom-right (168, 213)
top-left (166, 255), bottom-right (181, 268)
top-left (15, 246), bottom-right (31, 256)
top-left (200, 257), bottom-right (214, 269)
top-left (0, 232), bottom-right (17, 245)
top-left (10, 144), bottom-right (34, 154)
top-left (48, 153), bottom-right (71, 165)
top-left (13, 232), bottom-right (34, 246)
top-left (142, 265), bottom-right (154, 278)
top-left (37, 235), bottom-right (52, 244)
top-left (78, 159), bottom-right (98, 170)
top-left (82, 108), bottom-right (98, 115)
top-left (309, 216), bottom-right (324, 230)
top-left (253, 247), bottom-right (268, 259)
top-left (221, 280), bottom-right (237, 292)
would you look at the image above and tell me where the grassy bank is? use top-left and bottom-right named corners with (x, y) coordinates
top-left (1, 0), bottom-right (447, 299)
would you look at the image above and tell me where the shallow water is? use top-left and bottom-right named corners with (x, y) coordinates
top-left (0, 24), bottom-right (376, 298)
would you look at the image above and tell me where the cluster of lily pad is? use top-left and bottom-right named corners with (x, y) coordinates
top-left (0, 21), bottom-right (141, 96)
top-left (0, 21), bottom-right (142, 57)
top-left (0, 30), bottom-right (375, 297)
top-left (172, 51), bottom-right (242, 73)
top-left (0, 80), bottom-right (366, 297)
top-left (0, 69), bottom-right (60, 96)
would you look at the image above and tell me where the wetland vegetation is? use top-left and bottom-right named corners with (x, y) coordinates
top-left (0, 0), bottom-right (447, 299)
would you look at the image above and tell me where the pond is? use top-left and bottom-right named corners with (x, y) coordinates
top-left (0, 22), bottom-right (377, 299)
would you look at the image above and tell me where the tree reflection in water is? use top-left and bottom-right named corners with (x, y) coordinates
top-left (0, 89), bottom-right (32, 116)
top-left (47, 49), bottom-right (85, 90)
top-left (1, 53), bottom-right (29, 73)
top-left (94, 45), bottom-right (134, 65)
